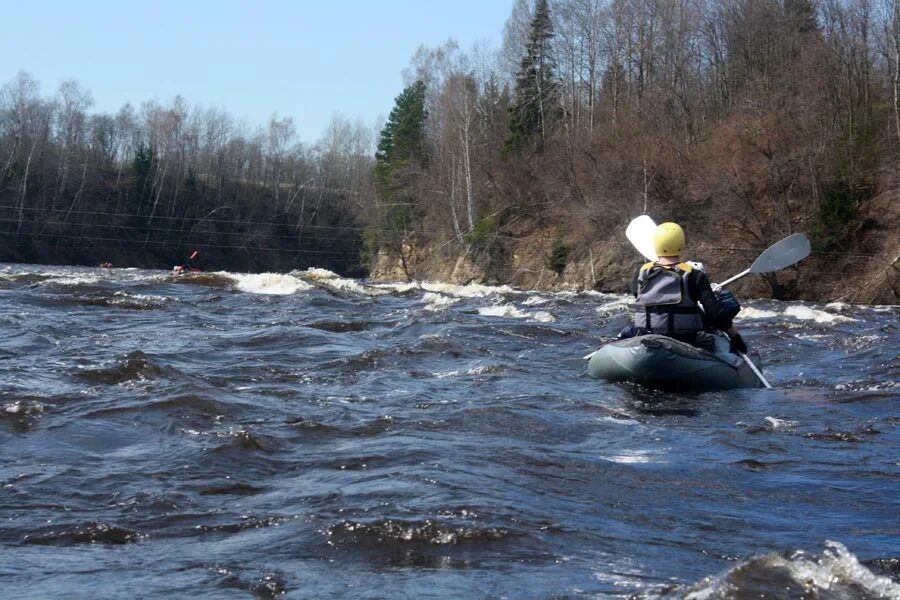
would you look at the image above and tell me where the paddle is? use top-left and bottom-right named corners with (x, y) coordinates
top-left (625, 215), bottom-right (659, 262)
top-left (714, 233), bottom-right (810, 290)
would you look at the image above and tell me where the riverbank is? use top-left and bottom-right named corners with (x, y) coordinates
top-left (368, 198), bottom-right (900, 305)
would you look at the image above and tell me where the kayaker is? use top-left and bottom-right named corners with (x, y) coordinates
top-left (173, 250), bottom-right (200, 275)
top-left (620, 222), bottom-right (747, 354)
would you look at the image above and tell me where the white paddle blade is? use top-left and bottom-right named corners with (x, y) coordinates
top-left (625, 215), bottom-right (658, 261)
top-left (749, 233), bottom-right (811, 274)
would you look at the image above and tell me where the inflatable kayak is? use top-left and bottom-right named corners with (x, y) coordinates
top-left (587, 334), bottom-right (764, 390)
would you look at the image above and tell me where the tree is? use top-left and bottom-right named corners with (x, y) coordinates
top-left (131, 143), bottom-right (155, 211)
top-left (506, 0), bottom-right (562, 152)
top-left (370, 81), bottom-right (428, 275)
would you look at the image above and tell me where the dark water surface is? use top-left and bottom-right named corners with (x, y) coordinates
top-left (1, 264), bottom-right (897, 599)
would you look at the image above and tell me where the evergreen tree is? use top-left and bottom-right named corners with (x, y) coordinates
top-left (130, 143), bottom-right (154, 211)
top-left (505, 0), bottom-right (561, 153)
top-left (369, 81), bottom-right (428, 267)
top-left (374, 80), bottom-right (427, 191)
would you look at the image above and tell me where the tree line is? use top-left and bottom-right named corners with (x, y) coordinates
top-left (368, 0), bottom-right (900, 296)
top-left (0, 74), bottom-right (373, 273)
top-left (3, 0), bottom-right (899, 296)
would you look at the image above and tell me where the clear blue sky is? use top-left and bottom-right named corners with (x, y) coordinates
top-left (1, 0), bottom-right (513, 143)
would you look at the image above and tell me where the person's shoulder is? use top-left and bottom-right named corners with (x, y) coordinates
top-left (684, 264), bottom-right (711, 286)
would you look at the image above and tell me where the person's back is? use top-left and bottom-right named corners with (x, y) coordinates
top-left (626, 222), bottom-right (747, 354)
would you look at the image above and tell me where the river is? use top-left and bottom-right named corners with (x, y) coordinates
top-left (1, 264), bottom-right (897, 599)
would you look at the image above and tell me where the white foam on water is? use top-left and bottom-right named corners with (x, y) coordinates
top-left (522, 295), bottom-right (550, 306)
top-left (112, 291), bottom-right (170, 305)
top-left (433, 369), bottom-right (464, 379)
top-left (794, 333), bottom-right (832, 341)
top-left (835, 381), bottom-right (899, 392)
top-left (368, 281), bottom-right (421, 293)
top-left (421, 281), bottom-right (517, 298)
top-left (300, 268), bottom-right (386, 296)
top-left (4, 401), bottom-right (44, 415)
top-left (764, 416), bottom-right (799, 429)
top-left (825, 301), bottom-right (851, 311)
top-left (738, 306), bottom-right (780, 319)
top-left (592, 561), bottom-right (647, 588)
top-left (681, 541), bottom-right (900, 600)
top-left (433, 365), bottom-right (497, 379)
top-left (423, 292), bottom-right (459, 310)
top-left (230, 272), bottom-right (312, 295)
top-left (784, 305), bottom-right (858, 323)
top-left (46, 274), bottom-right (103, 286)
top-left (477, 304), bottom-right (556, 323)
top-left (776, 541), bottom-right (900, 598)
top-left (594, 296), bottom-right (633, 316)
top-left (868, 305), bottom-right (900, 312)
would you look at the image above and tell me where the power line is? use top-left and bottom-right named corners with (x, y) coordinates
top-left (4, 230), bottom-right (364, 256)
top-left (0, 204), bottom-right (374, 232)
top-left (0, 216), bottom-right (364, 244)
top-left (0, 203), bottom-right (520, 238)
top-left (0, 206), bottom-right (891, 260)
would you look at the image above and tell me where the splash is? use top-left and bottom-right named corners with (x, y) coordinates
top-left (594, 296), bottom-right (633, 316)
top-left (784, 305), bottom-right (858, 323)
top-left (477, 304), bottom-right (556, 322)
top-left (522, 295), bottom-right (550, 306)
top-left (230, 272), bottom-right (312, 295)
top-left (300, 268), bottom-right (387, 295)
top-left (423, 292), bottom-right (459, 310)
top-left (420, 281), bottom-right (518, 298)
top-left (325, 518), bottom-right (514, 547)
top-left (739, 306), bottom-right (780, 319)
top-left (673, 541), bottom-right (900, 600)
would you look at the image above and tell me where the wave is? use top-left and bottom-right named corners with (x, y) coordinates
top-left (285, 415), bottom-right (395, 438)
top-left (784, 305), bottom-right (859, 323)
top-left (324, 518), bottom-right (516, 548)
top-left (1, 397), bottom-right (47, 432)
top-left (738, 306), bottom-right (781, 319)
top-left (75, 291), bottom-right (170, 310)
top-left (594, 296), bottom-right (633, 316)
top-left (74, 351), bottom-right (177, 385)
top-left (649, 541), bottom-right (900, 600)
top-left (423, 292), bottom-right (460, 310)
top-left (210, 567), bottom-right (287, 599)
top-left (477, 303), bottom-right (556, 322)
top-left (195, 514), bottom-right (294, 534)
top-left (371, 279), bottom-right (520, 299)
top-left (22, 521), bottom-right (144, 545)
top-left (229, 272), bottom-right (312, 295)
top-left (299, 268), bottom-right (387, 296)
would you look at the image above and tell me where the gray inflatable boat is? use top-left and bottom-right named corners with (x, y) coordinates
top-left (587, 334), bottom-right (764, 390)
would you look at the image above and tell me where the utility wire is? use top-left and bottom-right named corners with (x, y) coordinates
top-left (0, 217), bottom-right (365, 244)
top-left (0, 206), bottom-right (889, 259)
top-left (6, 230), bottom-right (364, 256)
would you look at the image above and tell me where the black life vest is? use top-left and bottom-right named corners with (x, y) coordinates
top-left (633, 262), bottom-right (704, 336)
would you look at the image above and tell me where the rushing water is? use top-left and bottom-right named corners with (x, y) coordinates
top-left (0, 263), bottom-right (897, 599)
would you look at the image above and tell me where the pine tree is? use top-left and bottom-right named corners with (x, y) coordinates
top-left (130, 143), bottom-right (154, 211)
top-left (369, 81), bottom-right (428, 266)
top-left (374, 80), bottom-right (427, 189)
top-left (505, 0), bottom-right (561, 153)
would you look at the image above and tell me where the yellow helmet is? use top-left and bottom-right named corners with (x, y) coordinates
top-left (653, 222), bottom-right (685, 257)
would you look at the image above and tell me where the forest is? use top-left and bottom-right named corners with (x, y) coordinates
top-left (0, 77), bottom-right (373, 273)
top-left (368, 0), bottom-right (900, 302)
top-left (2, 0), bottom-right (899, 301)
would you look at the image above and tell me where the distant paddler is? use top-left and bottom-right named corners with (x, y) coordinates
top-left (173, 250), bottom-right (200, 275)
